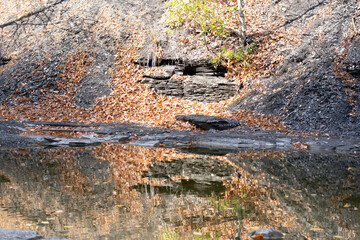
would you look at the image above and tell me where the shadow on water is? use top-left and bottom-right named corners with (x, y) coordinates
top-left (0, 144), bottom-right (359, 239)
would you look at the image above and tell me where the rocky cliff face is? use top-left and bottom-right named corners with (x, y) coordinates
top-left (0, 0), bottom-right (167, 107)
top-left (228, 0), bottom-right (360, 135)
top-left (0, 0), bottom-right (359, 135)
top-left (0, 0), bottom-right (223, 105)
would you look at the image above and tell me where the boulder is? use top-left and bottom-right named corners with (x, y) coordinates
top-left (175, 114), bottom-right (240, 130)
top-left (0, 228), bottom-right (71, 240)
top-left (0, 229), bottom-right (41, 240)
top-left (249, 228), bottom-right (284, 240)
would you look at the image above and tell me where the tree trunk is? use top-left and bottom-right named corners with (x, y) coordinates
top-left (237, 0), bottom-right (246, 47)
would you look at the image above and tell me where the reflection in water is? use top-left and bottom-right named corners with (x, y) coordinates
top-left (0, 144), bottom-right (358, 239)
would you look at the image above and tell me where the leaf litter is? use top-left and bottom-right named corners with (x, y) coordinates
top-left (0, 0), bottom-right (311, 135)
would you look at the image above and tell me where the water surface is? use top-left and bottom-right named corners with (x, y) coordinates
top-left (0, 144), bottom-right (359, 239)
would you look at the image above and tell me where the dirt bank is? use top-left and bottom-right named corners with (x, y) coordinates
top-left (229, 0), bottom-right (360, 136)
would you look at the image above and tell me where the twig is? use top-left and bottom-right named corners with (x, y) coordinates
top-left (352, 17), bottom-right (358, 34)
top-left (203, 32), bottom-right (210, 52)
top-left (224, 26), bottom-right (241, 36)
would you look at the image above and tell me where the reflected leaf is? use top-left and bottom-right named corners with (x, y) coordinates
top-left (310, 228), bottom-right (324, 231)
top-left (247, 226), bottom-right (261, 231)
top-left (254, 234), bottom-right (264, 240)
top-left (51, 210), bottom-right (63, 214)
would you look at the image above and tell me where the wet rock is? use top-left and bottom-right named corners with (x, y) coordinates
top-left (0, 228), bottom-right (71, 240)
top-left (43, 136), bottom-right (61, 142)
top-left (178, 146), bottom-right (238, 156)
top-left (0, 229), bottom-right (42, 240)
top-left (79, 133), bottom-right (130, 143)
top-left (2, 120), bottom-right (360, 153)
top-left (129, 133), bottom-right (191, 148)
top-left (40, 137), bottom-right (101, 147)
top-left (188, 137), bottom-right (277, 150)
top-left (25, 121), bottom-right (102, 127)
top-left (0, 121), bottom-right (34, 148)
top-left (175, 114), bottom-right (240, 130)
top-left (249, 228), bottom-right (284, 240)
top-left (109, 135), bottom-right (131, 143)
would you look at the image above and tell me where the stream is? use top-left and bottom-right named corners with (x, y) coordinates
top-left (0, 144), bottom-right (359, 239)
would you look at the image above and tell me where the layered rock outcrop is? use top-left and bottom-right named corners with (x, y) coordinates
top-left (142, 65), bottom-right (238, 102)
